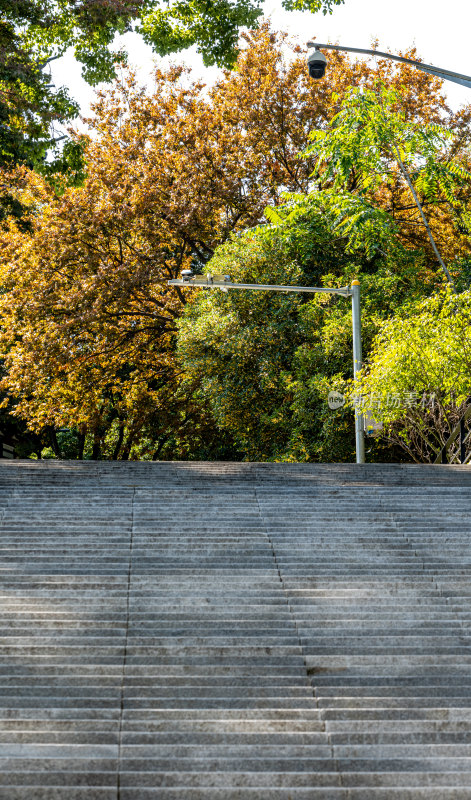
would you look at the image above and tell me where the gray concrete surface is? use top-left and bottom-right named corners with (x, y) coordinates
top-left (0, 460), bottom-right (471, 798)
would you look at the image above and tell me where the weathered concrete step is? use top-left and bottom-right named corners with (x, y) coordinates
top-left (118, 744), bottom-right (332, 758)
top-left (0, 627), bottom-right (299, 637)
top-left (119, 732), bottom-right (327, 744)
top-left (17, 768), bottom-right (467, 790)
top-left (313, 677), bottom-right (471, 688)
top-left (0, 773), bottom-right (116, 786)
top-left (0, 789), bottom-right (343, 800)
top-left (0, 759), bottom-right (117, 772)
top-left (0, 771), bottom-right (340, 788)
top-left (310, 653), bottom-right (471, 668)
top-left (121, 720), bottom-right (325, 733)
top-left (321, 708), bottom-right (471, 720)
top-left (0, 733), bottom-right (118, 745)
top-left (284, 588), bottom-right (442, 597)
top-left (0, 699), bottom-right (120, 709)
top-left (300, 626), bottom-right (464, 635)
top-left (115, 771), bottom-right (339, 789)
top-left (303, 634), bottom-right (471, 644)
top-left (0, 790), bottom-right (116, 800)
top-left (0, 636), bottom-right (302, 647)
top-left (121, 699), bottom-right (316, 710)
top-left (0, 687), bottom-right (121, 697)
top-left (0, 674), bottom-right (313, 702)
top-left (0, 666), bottom-right (307, 679)
top-left (116, 788), bottom-right (471, 799)
top-left (119, 757), bottom-right (337, 770)
top-left (318, 687), bottom-right (471, 696)
top-left (122, 688), bottom-right (312, 699)
top-left (0, 597), bottom-right (288, 605)
top-left (298, 612), bottom-right (463, 620)
top-left (333, 744), bottom-right (471, 757)
top-left (296, 610), bottom-right (459, 618)
top-left (0, 659), bottom-right (306, 670)
top-left (304, 647), bottom-right (471, 656)
top-left (117, 770), bottom-right (471, 787)
top-left (302, 634), bottom-right (466, 644)
top-left (320, 699), bottom-right (471, 709)
top-left (331, 732), bottom-right (471, 744)
top-left (325, 713), bottom-right (470, 737)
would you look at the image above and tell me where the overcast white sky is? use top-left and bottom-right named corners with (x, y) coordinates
top-left (50, 0), bottom-right (471, 128)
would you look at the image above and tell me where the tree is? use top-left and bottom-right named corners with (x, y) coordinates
top-left (3, 0), bottom-right (345, 77)
top-left (0, 0), bottom-right (345, 186)
top-left (0, 1), bottom-right (82, 170)
top-left (177, 194), bottom-right (426, 462)
top-left (351, 289), bottom-right (471, 463)
top-left (304, 84), bottom-right (471, 288)
top-left (1, 27), bottom-right (467, 459)
top-left (0, 2), bottom-right (88, 228)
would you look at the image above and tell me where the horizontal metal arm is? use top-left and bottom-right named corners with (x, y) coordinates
top-left (306, 41), bottom-right (471, 90)
top-left (168, 278), bottom-right (352, 297)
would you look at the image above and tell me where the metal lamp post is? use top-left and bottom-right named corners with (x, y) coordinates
top-left (306, 41), bottom-right (471, 90)
top-left (351, 279), bottom-right (365, 464)
top-left (169, 273), bottom-right (365, 464)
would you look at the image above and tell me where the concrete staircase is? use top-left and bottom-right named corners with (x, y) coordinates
top-left (1, 461), bottom-right (471, 798)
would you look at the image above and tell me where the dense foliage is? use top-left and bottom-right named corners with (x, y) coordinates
top-left (1, 27), bottom-right (470, 461)
top-left (0, 0), bottom-right (344, 180)
top-left (304, 84), bottom-right (471, 287)
top-left (352, 290), bottom-right (471, 463)
top-left (177, 194), bottom-right (432, 462)
top-left (1, 1), bottom-right (77, 171)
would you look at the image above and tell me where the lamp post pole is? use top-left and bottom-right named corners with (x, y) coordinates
top-left (306, 41), bottom-right (471, 90)
top-left (169, 274), bottom-right (365, 464)
top-left (351, 279), bottom-right (364, 464)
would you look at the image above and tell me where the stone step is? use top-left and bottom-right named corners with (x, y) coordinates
top-left (0, 790), bottom-right (117, 800)
top-left (2, 460), bottom-right (471, 796)
top-left (116, 771), bottom-right (471, 787)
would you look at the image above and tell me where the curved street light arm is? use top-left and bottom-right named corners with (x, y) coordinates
top-left (306, 41), bottom-right (471, 89)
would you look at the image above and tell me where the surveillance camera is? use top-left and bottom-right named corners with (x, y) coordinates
top-left (181, 269), bottom-right (194, 281)
top-left (307, 48), bottom-right (327, 79)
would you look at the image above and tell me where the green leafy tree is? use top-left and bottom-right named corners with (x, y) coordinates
top-left (1, 2), bottom-right (81, 170)
top-left (0, 0), bottom-right (345, 172)
top-left (177, 193), bottom-right (425, 461)
top-left (12, 0), bottom-right (345, 76)
top-left (351, 289), bottom-right (471, 463)
top-left (0, 2), bottom-right (89, 231)
top-left (304, 85), bottom-right (471, 288)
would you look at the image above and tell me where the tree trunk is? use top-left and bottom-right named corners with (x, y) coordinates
top-left (112, 422), bottom-right (125, 461)
top-left (49, 428), bottom-right (61, 459)
top-left (34, 433), bottom-right (43, 459)
top-left (77, 431), bottom-right (85, 460)
top-left (391, 142), bottom-right (456, 290)
top-left (152, 435), bottom-right (169, 461)
top-left (92, 433), bottom-right (101, 460)
top-left (121, 430), bottom-right (134, 461)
